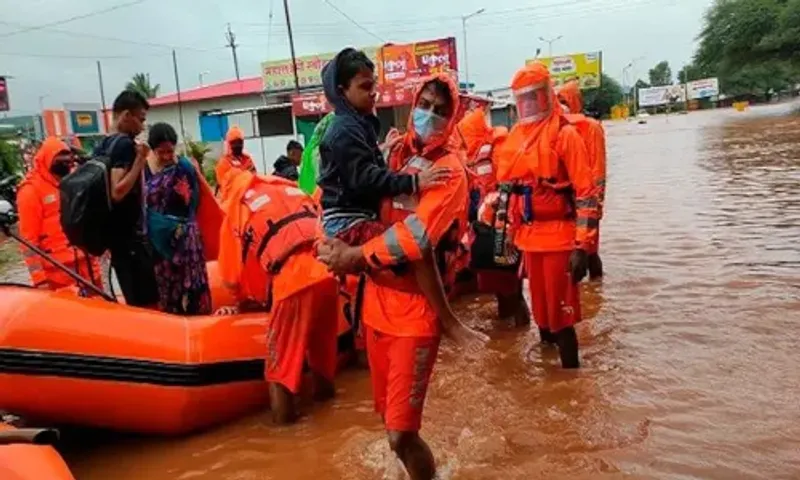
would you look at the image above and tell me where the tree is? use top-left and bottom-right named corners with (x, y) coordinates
top-left (584, 74), bottom-right (624, 118)
top-left (648, 61), bottom-right (672, 86)
top-left (689, 0), bottom-right (800, 98)
top-left (0, 140), bottom-right (21, 179)
top-left (125, 73), bottom-right (160, 99)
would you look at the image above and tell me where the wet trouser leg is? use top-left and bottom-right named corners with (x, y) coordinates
top-left (525, 251), bottom-right (582, 366)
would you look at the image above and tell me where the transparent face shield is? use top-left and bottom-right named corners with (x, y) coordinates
top-left (514, 82), bottom-right (553, 124)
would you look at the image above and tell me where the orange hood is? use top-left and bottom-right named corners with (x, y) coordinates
top-left (495, 62), bottom-right (563, 181)
top-left (31, 137), bottom-right (70, 186)
top-left (558, 80), bottom-right (583, 114)
top-left (224, 125), bottom-right (245, 154)
top-left (457, 106), bottom-right (492, 161)
top-left (404, 73), bottom-right (462, 157)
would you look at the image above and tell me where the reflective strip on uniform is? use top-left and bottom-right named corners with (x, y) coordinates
top-left (576, 198), bottom-right (598, 209)
top-left (576, 217), bottom-right (600, 229)
top-left (404, 214), bottom-right (430, 252)
top-left (384, 226), bottom-right (408, 263)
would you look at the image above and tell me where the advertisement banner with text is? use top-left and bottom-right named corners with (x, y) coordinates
top-left (380, 37), bottom-right (458, 87)
top-left (270, 37), bottom-right (458, 95)
top-left (686, 77), bottom-right (719, 100)
top-left (526, 52), bottom-right (602, 89)
top-left (262, 47), bottom-right (380, 92)
top-left (638, 84), bottom-right (686, 107)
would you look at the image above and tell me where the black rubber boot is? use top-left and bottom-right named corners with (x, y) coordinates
top-left (588, 253), bottom-right (604, 280)
top-left (538, 327), bottom-right (557, 345)
top-left (555, 326), bottom-right (580, 369)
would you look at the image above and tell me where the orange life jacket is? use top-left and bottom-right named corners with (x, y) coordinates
top-left (16, 137), bottom-right (102, 290)
top-left (235, 181), bottom-right (319, 305)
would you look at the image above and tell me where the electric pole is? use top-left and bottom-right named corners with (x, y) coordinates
top-left (282, 0), bottom-right (300, 92)
top-left (225, 23), bottom-right (241, 81)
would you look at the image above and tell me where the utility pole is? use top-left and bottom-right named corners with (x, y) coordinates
top-left (539, 35), bottom-right (563, 58)
top-left (282, 0), bottom-right (300, 92)
top-left (172, 50), bottom-right (186, 142)
top-left (225, 23), bottom-right (241, 81)
top-left (461, 8), bottom-right (485, 92)
top-left (96, 61), bottom-right (108, 132)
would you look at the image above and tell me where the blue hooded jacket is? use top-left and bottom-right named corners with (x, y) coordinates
top-left (317, 48), bottom-right (416, 229)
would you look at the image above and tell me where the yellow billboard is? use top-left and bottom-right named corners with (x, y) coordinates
top-left (526, 51), bottom-right (602, 89)
top-left (261, 47), bottom-right (380, 92)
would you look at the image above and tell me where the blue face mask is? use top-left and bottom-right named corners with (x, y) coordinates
top-left (412, 108), bottom-right (447, 142)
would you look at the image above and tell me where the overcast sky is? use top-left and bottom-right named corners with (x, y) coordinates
top-left (0, 0), bottom-right (713, 115)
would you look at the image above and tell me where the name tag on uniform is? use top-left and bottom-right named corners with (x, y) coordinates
top-left (247, 194), bottom-right (270, 211)
top-left (476, 163), bottom-right (493, 176)
top-left (284, 186), bottom-right (305, 196)
top-left (405, 156), bottom-right (433, 172)
top-left (43, 194), bottom-right (57, 204)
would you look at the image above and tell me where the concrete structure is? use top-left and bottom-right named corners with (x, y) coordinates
top-left (147, 77), bottom-right (297, 174)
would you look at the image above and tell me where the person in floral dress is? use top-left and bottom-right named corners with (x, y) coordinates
top-left (145, 122), bottom-right (211, 315)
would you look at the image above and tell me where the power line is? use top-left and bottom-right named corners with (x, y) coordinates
top-left (319, 0), bottom-right (386, 43)
top-left (0, 0), bottom-right (147, 39)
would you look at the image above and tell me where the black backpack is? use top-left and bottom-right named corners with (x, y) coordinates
top-left (59, 135), bottom-right (123, 256)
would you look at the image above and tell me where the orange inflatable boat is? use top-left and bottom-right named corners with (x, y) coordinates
top-left (0, 424), bottom-right (75, 480)
top-left (0, 263), bottom-right (354, 435)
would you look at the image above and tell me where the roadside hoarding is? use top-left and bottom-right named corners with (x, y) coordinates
top-left (686, 77), bottom-right (719, 100)
top-left (527, 52), bottom-right (602, 89)
top-left (0, 77), bottom-right (9, 112)
top-left (261, 47), bottom-right (379, 92)
top-left (379, 38), bottom-right (458, 87)
top-left (638, 85), bottom-right (686, 107)
top-left (289, 37), bottom-right (459, 116)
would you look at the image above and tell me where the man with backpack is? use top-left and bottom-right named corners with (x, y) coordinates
top-left (100, 90), bottom-right (158, 307)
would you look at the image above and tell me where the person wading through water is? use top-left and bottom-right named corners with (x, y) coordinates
top-left (317, 73), bottom-right (480, 480)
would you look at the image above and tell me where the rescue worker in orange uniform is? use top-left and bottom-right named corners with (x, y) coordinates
top-left (457, 108), bottom-right (529, 324)
top-left (216, 168), bottom-right (337, 424)
top-left (558, 80), bottom-right (607, 279)
top-left (215, 125), bottom-right (256, 187)
top-left (495, 63), bottom-right (600, 369)
top-left (317, 74), bottom-right (471, 480)
top-left (16, 137), bottom-right (102, 291)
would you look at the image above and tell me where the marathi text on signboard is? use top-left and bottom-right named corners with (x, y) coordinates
top-left (686, 77), bottom-right (719, 100)
top-left (379, 38), bottom-right (458, 87)
top-left (264, 38), bottom-right (457, 93)
top-left (638, 84), bottom-right (687, 107)
top-left (527, 52), bottom-right (602, 89)
top-left (0, 77), bottom-right (9, 112)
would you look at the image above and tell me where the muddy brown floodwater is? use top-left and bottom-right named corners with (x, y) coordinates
top-left (36, 103), bottom-right (800, 479)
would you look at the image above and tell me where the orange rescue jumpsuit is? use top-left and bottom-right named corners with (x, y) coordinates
top-left (360, 74), bottom-right (468, 432)
top-left (495, 64), bottom-right (599, 334)
top-left (558, 80), bottom-right (607, 254)
top-left (215, 126), bottom-right (257, 187)
top-left (218, 170), bottom-right (337, 394)
top-left (16, 137), bottom-right (102, 291)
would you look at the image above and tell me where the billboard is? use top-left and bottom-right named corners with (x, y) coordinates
top-left (379, 38), bottom-right (458, 87)
top-left (0, 77), bottom-right (9, 112)
top-left (292, 82), bottom-right (417, 117)
top-left (527, 52), bottom-right (602, 89)
top-left (638, 85), bottom-right (686, 107)
top-left (264, 37), bottom-right (457, 93)
top-left (686, 77), bottom-right (719, 100)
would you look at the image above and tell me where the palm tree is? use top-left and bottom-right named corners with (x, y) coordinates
top-left (125, 73), bottom-right (160, 99)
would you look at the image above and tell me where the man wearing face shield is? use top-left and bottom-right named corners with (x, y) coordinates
top-left (317, 74), bottom-right (478, 480)
top-left (495, 63), bottom-right (599, 369)
top-left (215, 125), bottom-right (256, 187)
top-left (558, 80), bottom-right (606, 279)
top-left (16, 137), bottom-right (102, 291)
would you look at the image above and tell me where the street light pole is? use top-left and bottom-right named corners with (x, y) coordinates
top-left (538, 35), bottom-right (563, 58)
top-left (461, 8), bottom-right (485, 92)
top-left (622, 62), bottom-right (633, 108)
top-left (198, 70), bottom-right (210, 87)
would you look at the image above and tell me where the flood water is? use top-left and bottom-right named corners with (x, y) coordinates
top-left (14, 103), bottom-right (800, 479)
